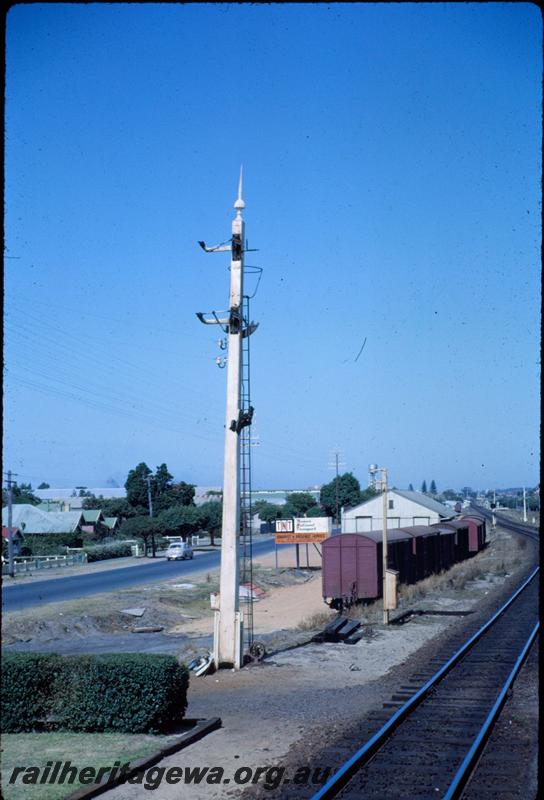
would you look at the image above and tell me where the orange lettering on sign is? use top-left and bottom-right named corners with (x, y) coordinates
top-left (275, 532), bottom-right (329, 545)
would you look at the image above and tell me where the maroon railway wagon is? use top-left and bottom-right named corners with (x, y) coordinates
top-left (438, 519), bottom-right (471, 561)
top-left (322, 531), bottom-right (412, 609)
top-left (406, 525), bottom-right (449, 581)
top-left (321, 526), bottom-right (453, 609)
top-left (460, 514), bottom-right (487, 552)
top-left (322, 517), bottom-right (485, 610)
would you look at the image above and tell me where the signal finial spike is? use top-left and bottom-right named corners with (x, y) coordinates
top-left (234, 165), bottom-right (245, 215)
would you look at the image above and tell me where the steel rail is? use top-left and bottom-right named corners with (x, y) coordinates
top-left (311, 565), bottom-right (539, 800)
top-left (442, 620), bottom-right (539, 800)
top-left (471, 507), bottom-right (539, 539)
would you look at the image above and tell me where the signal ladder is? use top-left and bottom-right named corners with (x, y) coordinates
top-left (240, 293), bottom-right (254, 654)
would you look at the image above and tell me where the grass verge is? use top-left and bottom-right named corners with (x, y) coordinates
top-left (1, 732), bottom-right (180, 800)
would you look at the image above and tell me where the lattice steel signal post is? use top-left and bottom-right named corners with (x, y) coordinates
top-left (196, 169), bottom-right (260, 668)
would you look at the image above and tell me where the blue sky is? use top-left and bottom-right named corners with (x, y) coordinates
top-left (4, 3), bottom-right (541, 492)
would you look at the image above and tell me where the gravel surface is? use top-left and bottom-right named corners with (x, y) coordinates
top-left (462, 640), bottom-right (539, 800)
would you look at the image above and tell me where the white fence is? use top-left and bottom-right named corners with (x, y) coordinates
top-left (2, 553), bottom-right (88, 575)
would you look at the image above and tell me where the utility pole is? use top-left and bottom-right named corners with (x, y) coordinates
top-left (4, 471), bottom-right (17, 578)
top-left (369, 464), bottom-right (389, 624)
top-left (491, 489), bottom-right (497, 528)
top-left (328, 449), bottom-right (345, 533)
top-left (381, 467), bottom-right (389, 625)
top-left (335, 452), bottom-right (340, 527)
top-left (145, 474), bottom-right (155, 557)
top-left (196, 169), bottom-right (258, 669)
top-left (522, 487), bottom-right (527, 522)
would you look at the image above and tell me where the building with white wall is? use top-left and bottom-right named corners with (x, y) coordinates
top-left (342, 490), bottom-right (454, 532)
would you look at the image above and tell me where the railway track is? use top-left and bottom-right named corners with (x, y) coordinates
top-left (311, 516), bottom-right (539, 800)
top-left (477, 509), bottom-right (539, 540)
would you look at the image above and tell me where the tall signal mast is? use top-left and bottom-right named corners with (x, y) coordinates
top-left (196, 168), bottom-right (258, 668)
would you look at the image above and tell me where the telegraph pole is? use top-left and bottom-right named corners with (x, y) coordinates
top-left (381, 467), bottom-right (389, 625)
top-left (196, 169), bottom-right (257, 669)
top-left (522, 487), bottom-right (527, 522)
top-left (5, 471), bottom-right (17, 578)
top-left (328, 449), bottom-right (345, 533)
top-left (369, 464), bottom-right (389, 624)
top-left (145, 474), bottom-right (155, 557)
top-left (335, 453), bottom-right (340, 527)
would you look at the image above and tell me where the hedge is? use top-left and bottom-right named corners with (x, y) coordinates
top-left (83, 543), bottom-right (133, 562)
top-left (21, 533), bottom-right (84, 556)
top-left (0, 653), bottom-right (65, 732)
top-left (1, 653), bottom-right (189, 734)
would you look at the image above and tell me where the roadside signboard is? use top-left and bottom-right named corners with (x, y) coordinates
top-left (275, 516), bottom-right (331, 544)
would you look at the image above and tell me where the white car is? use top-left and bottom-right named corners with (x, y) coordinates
top-left (165, 541), bottom-right (193, 561)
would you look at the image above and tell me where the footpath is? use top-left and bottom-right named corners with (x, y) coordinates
top-left (1, 550), bottom-right (213, 585)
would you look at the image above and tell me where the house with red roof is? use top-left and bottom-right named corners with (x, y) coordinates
top-left (2, 526), bottom-right (25, 556)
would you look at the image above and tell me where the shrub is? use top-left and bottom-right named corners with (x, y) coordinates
top-left (21, 533), bottom-right (83, 556)
top-left (297, 610), bottom-right (336, 631)
top-left (83, 543), bottom-right (133, 562)
top-left (1, 653), bottom-right (189, 734)
top-left (0, 653), bottom-right (67, 732)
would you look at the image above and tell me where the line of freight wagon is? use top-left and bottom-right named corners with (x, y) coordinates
top-left (322, 514), bottom-right (486, 610)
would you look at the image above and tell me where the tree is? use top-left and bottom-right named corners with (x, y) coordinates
top-left (169, 481), bottom-right (195, 506)
top-left (154, 463), bottom-right (174, 495)
top-left (120, 516), bottom-right (162, 557)
top-left (361, 486), bottom-right (378, 503)
top-left (429, 480), bottom-right (437, 495)
top-left (306, 505), bottom-right (326, 518)
top-left (255, 502), bottom-right (283, 524)
top-left (2, 483), bottom-right (41, 506)
top-left (284, 492), bottom-right (318, 516)
top-left (82, 496), bottom-right (139, 520)
top-left (320, 472), bottom-right (366, 519)
top-left (125, 463), bottom-right (153, 508)
top-left (82, 494), bottom-right (100, 509)
top-left (421, 480), bottom-right (427, 493)
top-left (153, 481), bottom-right (195, 513)
top-left (156, 505), bottom-right (204, 539)
top-left (280, 502), bottom-right (297, 519)
top-left (110, 498), bottom-right (145, 518)
top-left (408, 483), bottom-right (414, 491)
top-left (38, 482), bottom-right (50, 490)
top-left (198, 500), bottom-right (223, 546)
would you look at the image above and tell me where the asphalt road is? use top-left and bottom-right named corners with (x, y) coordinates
top-left (2, 537), bottom-right (279, 612)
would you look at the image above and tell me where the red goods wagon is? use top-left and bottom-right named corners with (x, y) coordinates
top-left (363, 529), bottom-right (418, 589)
top-left (322, 534), bottom-right (378, 607)
top-left (408, 526), bottom-right (442, 580)
top-left (461, 514), bottom-right (486, 552)
top-left (322, 529), bottom-right (423, 607)
top-left (385, 529), bottom-right (418, 585)
top-left (440, 520), bottom-right (470, 561)
top-left (477, 516), bottom-right (487, 549)
top-left (430, 524), bottom-right (457, 571)
top-left (322, 520), bottom-right (481, 610)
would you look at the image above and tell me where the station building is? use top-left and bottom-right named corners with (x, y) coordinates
top-left (342, 490), bottom-right (455, 533)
